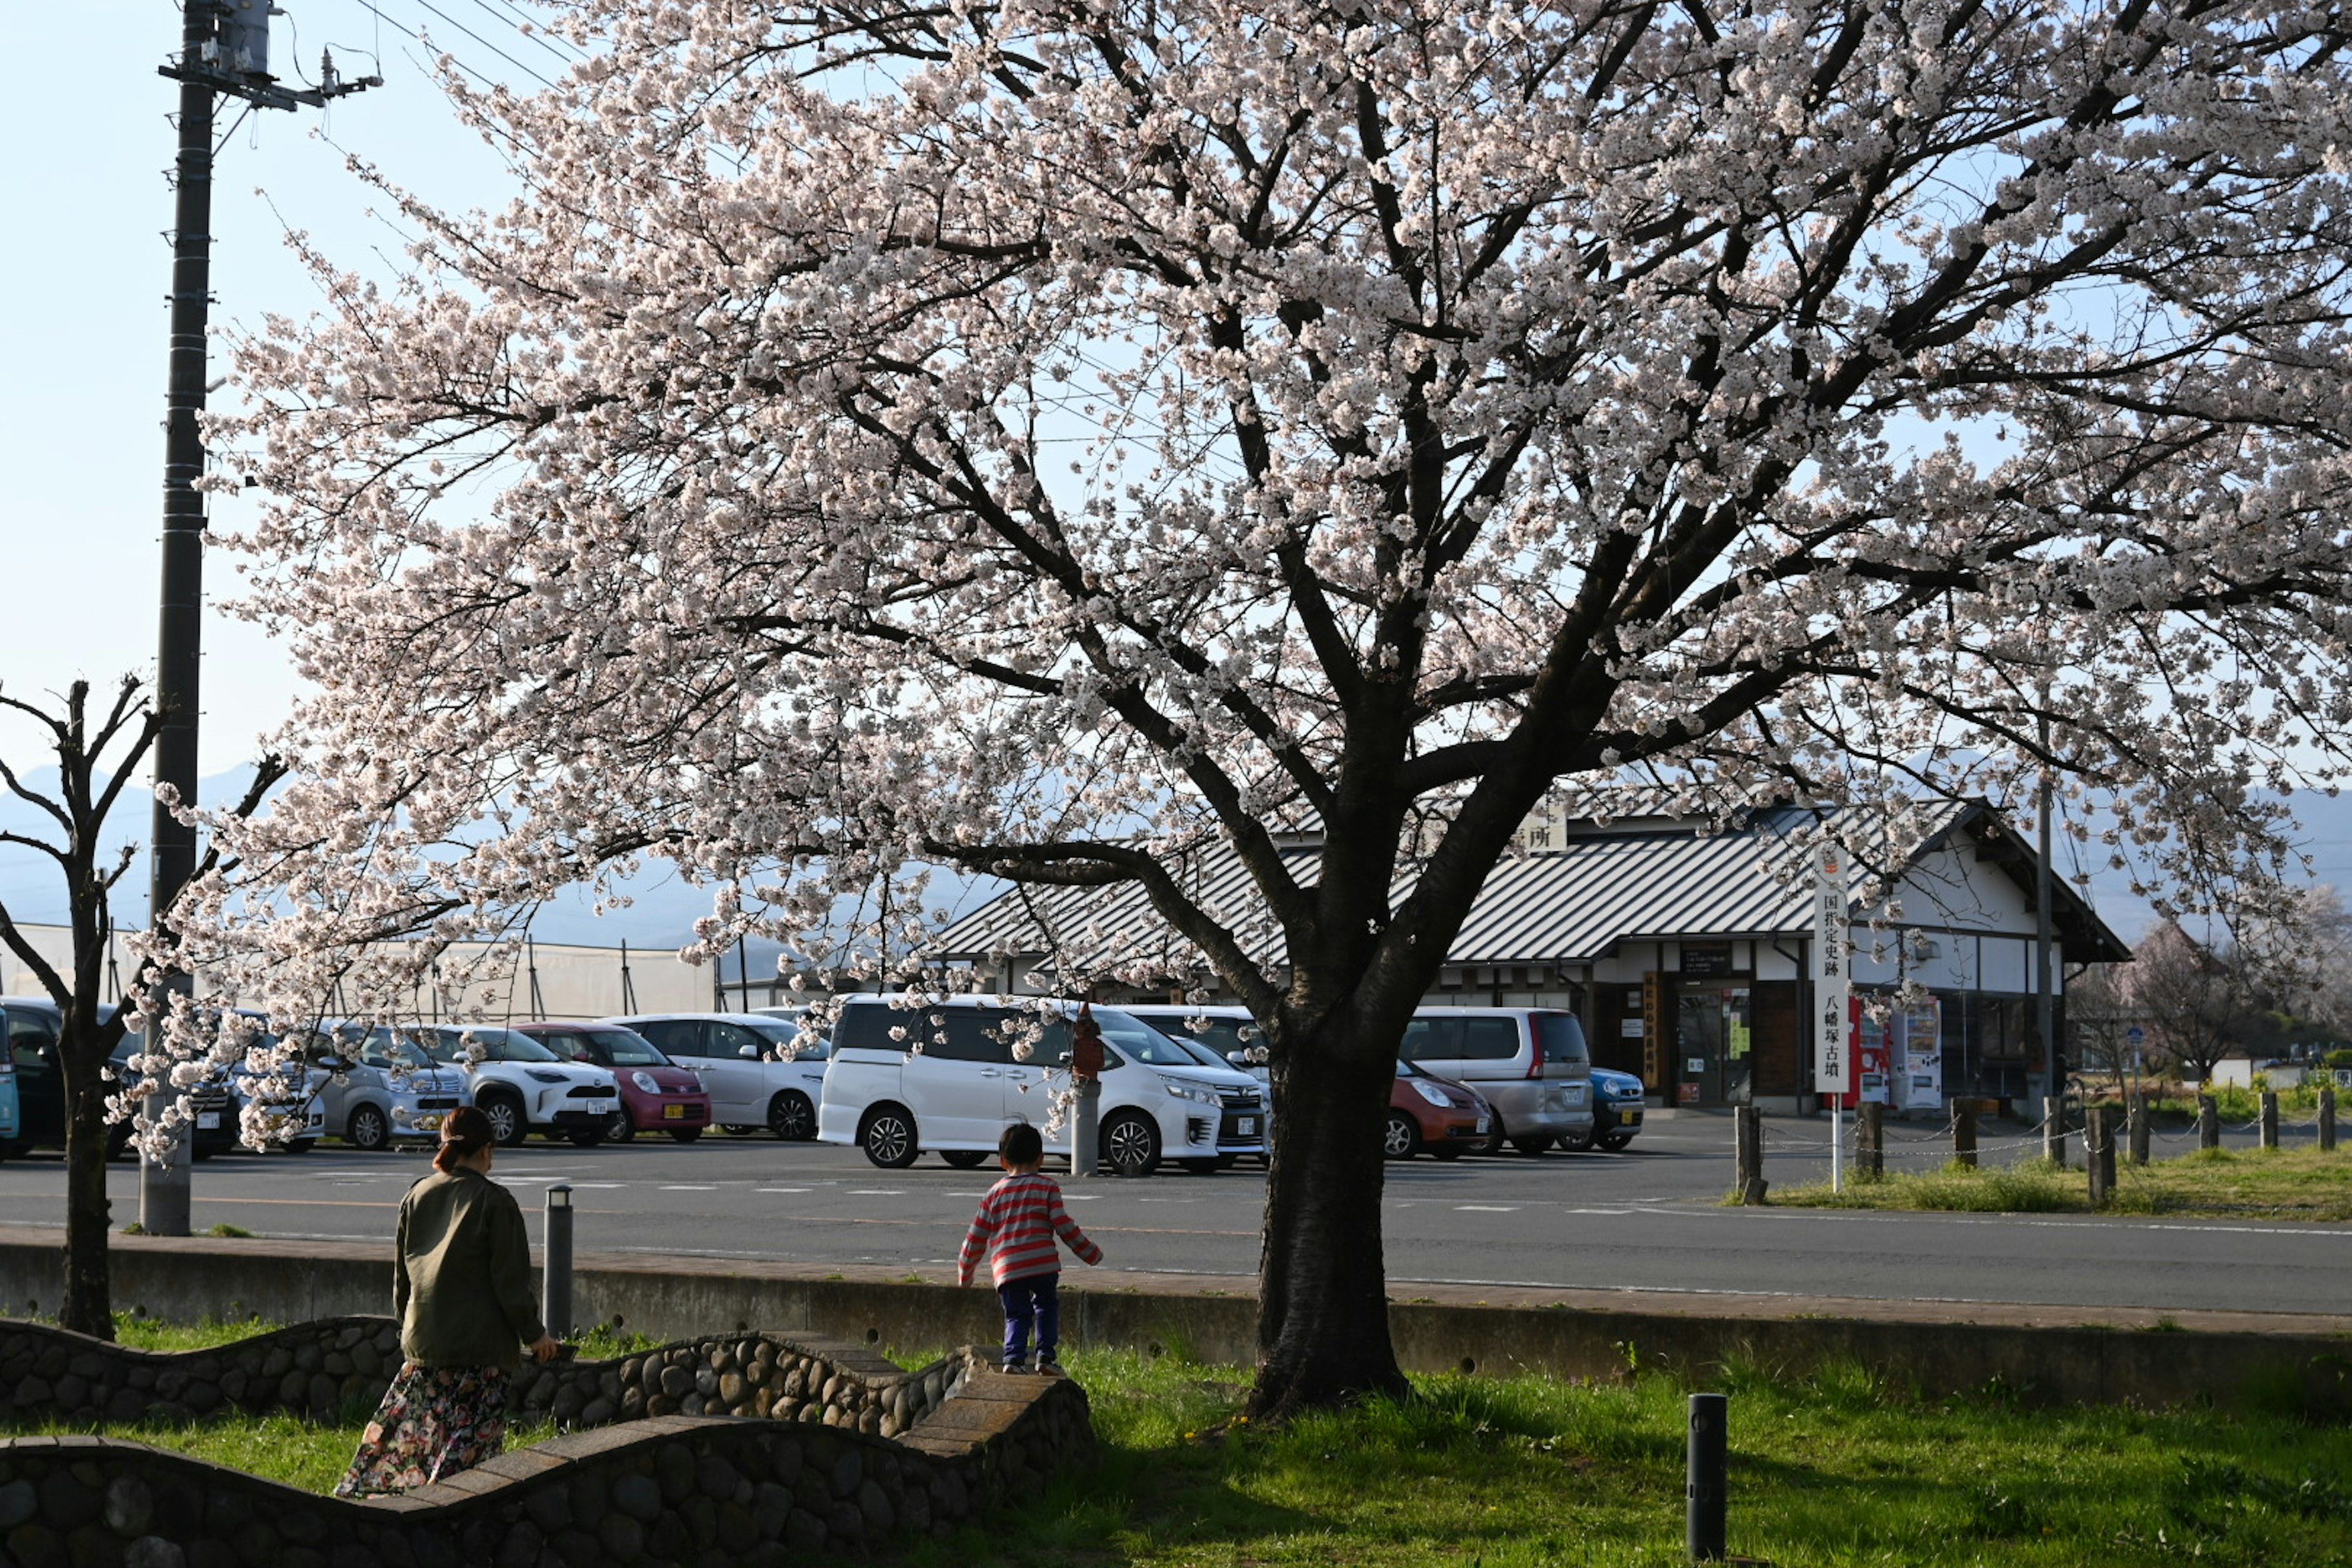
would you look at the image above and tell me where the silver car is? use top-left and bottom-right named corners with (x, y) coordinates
top-left (297, 1024), bottom-right (474, 1151)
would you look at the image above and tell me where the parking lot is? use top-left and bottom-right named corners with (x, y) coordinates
top-left (5, 1109), bottom-right (2347, 1318)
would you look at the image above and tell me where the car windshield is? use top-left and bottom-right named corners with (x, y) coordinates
top-left (1142, 1013), bottom-right (1262, 1062)
top-left (745, 1019), bottom-right (827, 1060)
top-left (430, 1027), bottom-right (561, 1065)
top-left (358, 1029), bottom-right (437, 1071)
top-left (1095, 1008), bottom-right (1213, 1068)
top-left (581, 1028), bottom-right (669, 1066)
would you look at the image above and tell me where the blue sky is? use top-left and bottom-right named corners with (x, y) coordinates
top-left (1, 0), bottom-right (535, 773)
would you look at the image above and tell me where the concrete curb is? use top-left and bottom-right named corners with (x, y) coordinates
top-left (4, 1225), bottom-right (2347, 1415)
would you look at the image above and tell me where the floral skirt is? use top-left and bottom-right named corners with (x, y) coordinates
top-left (334, 1362), bottom-right (510, 1498)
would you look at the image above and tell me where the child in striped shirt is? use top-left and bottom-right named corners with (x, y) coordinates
top-left (956, 1121), bottom-right (1103, 1374)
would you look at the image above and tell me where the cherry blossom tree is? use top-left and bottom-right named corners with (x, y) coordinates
top-left (187, 0), bottom-right (2352, 1414)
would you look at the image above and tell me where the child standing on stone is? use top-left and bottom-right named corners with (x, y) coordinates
top-left (956, 1121), bottom-right (1103, 1374)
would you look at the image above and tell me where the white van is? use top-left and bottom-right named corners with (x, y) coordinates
top-left (816, 996), bottom-right (1267, 1175)
top-left (603, 1011), bottom-right (828, 1140)
top-left (1400, 1008), bottom-right (1594, 1155)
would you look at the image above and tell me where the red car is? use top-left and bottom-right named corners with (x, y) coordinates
top-left (1385, 1058), bottom-right (1493, 1161)
top-left (514, 1021), bottom-right (713, 1143)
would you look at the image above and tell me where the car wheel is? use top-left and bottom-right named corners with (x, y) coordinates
top-left (605, 1109), bottom-right (638, 1144)
top-left (1476, 1119), bottom-right (1508, 1157)
top-left (1596, 1132), bottom-right (1635, 1151)
top-left (1381, 1111), bottom-right (1420, 1161)
top-left (940, 1149), bottom-right (990, 1169)
top-left (1557, 1125), bottom-right (1596, 1152)
top-left (287, 1138), bottom-right (318, 1155)
top-left (478, 1092), bottom-right (529, 1148)
top-left (1427, 1146), bottom-right (1463, 1161)
top-left (1511, 1134), bottom-right (1555, 1155)
top-left (347, 1105), bottom-right (391, 1152)
top-left (859, 1104), bottom-right (921, 1169)
top-left (566, 1126), bottom-right (608, 1148)
top-left (720, 1123), bottom-right (756, 1136)
top-left (1101, 1111), bottom-right (1161, 1177)
top-left (668, 1128), bottom-right (703, 1144)
top-left (767, 1091), bottom-right (817, 1142)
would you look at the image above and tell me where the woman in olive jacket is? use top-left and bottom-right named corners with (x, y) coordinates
top-left (336, 1104), bottom-right (560, 1497)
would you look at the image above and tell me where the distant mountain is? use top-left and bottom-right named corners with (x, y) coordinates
top-left (0, 764), bottom-right (1001, 951)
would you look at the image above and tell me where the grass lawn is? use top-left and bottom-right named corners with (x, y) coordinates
top-left (1765, 1145), bottom-right (2352, 1221)
top-left (8, 1320), bottom-right (2351, 1565)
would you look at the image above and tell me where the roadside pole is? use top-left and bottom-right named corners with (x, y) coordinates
top-left (1811, 839), bottom-right (1850, 1194)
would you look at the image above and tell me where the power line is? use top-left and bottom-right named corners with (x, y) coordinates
top-left (353, 0), bottom-right (559, 90)
top-left (477, 0), bottom-right (589, 61)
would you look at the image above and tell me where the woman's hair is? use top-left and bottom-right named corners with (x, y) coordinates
top-left (434, 1104), bottom-right (497, 1172)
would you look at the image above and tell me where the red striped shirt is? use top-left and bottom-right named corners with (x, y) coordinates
top-left (956, 1170), bottom-right (1102, 1287)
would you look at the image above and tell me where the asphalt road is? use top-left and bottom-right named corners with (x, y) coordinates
top-left (3, 1112), bottom-right (2343, 1317)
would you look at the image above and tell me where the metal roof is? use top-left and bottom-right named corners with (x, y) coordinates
top-left (933, 801), bottom-right (2129, 972)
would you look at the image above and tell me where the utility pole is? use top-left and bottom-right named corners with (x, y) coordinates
top-left (2035, 706), bottom-right (2059, 1144)
top-left (141, 0), bottom-right (377, 1235)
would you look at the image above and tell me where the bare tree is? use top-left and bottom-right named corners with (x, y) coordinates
top-left (0, 677), bottom-right (281, 1338)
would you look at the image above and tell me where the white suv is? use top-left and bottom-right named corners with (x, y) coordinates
top-left (817, 996), bottom-right (1267, 1175)
top-left (417, 1025), bottom-right (622, 1147)
top-left (602, 1012), bottom-right (829, 1140)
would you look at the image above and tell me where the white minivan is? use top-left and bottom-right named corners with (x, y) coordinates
top-left (816, 996), bottom-right (1267, 1175)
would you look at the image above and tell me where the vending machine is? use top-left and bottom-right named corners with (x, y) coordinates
top-left (1892, 998), bottom-right (1944, 1112)
top-left (1852, 997), bottom-right (1893, 1106)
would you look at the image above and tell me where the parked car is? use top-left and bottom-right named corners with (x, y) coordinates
top-left (0, 1030), bottom-right (18, 1154)
top-left (513, 1021), bottom-right (712, 1143)
top-left (1386, 1059), bottom-right (1494, 1159)
top-left (1561, 1066), bottom-right (1645, 1152)
top-left (1399, 1008), bottom-right (1594, 1155)
top-left (602, 1012), bottom-right (827, 1140)
top-left (417, 1025), bottom-right (622, 1147)
top-left (1, 997), bottom-right (243, 1159)
top-left (290, 1023), bottom-right (475, 1151)
top-left (818, 995), bottom-right (1267, 1175)
top-left (1123, 1003), bottom-right (1493, 1161)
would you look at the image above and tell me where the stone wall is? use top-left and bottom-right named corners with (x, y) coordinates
top-left (0, 1373), bottom-right (1092, 1568)
top-left (0, 1318), bottom-right (963, 1441)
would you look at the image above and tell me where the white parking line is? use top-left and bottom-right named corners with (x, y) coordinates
top-left (756, 1187), bottom-right (811, 1194)
top-left (848, 1189), bottom-right (905, 1196)
top-left (659, 1185), bottom-right (718, 1191)
top-left (1454, 1205), bottom-right (1519, 1212)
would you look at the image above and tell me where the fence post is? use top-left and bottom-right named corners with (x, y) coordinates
top-left (2260, 1090), bottom-right (2280, 1151)
top-left (543, 1183), bottom-right (574, 1339)
top-left (2321, 1086), bottom-right (2337, 1154)
top-left (2086, 1108), bottom-right (2115, 1208)
top-left (2043, 1095), bottom-right (2067, 1168)
top-left (2197, 1093), bottom-right (2219, 1151)
top-left (1953, 1102), bottom-right (1978, 1169)
top-left (1735, 1106), bottom-right (1766, 1205)
top-left (2127, 1093), bottom-right (2151, 1166)
top-left (1687, 1392), bottom-right (1728, 1562)
top-left (1857, 1101), bottom-right (1883, 1178)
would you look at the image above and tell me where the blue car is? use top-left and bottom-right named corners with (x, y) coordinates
top-left (1564, 1067), bottom-right (1646, 1151)
top-left (0, 1044), bottom-right (18, 1153)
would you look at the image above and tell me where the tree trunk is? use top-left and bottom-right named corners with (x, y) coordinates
top-left (1247, 1021), bottom-right (1407, 1420)
top-left (59, 1054), bottom-right (115, 1340)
